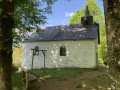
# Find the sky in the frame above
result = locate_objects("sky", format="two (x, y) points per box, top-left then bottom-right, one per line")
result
(41, 0), (104, 27)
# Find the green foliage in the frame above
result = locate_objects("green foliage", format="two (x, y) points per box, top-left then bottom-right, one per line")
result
(68, 0), (107, 62)
(69, 0), (104, 24)
(12, 0), (57, 46)
(14, 0), (57, 28)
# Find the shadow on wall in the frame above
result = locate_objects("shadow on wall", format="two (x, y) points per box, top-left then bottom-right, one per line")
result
(22, 39), (96, 70)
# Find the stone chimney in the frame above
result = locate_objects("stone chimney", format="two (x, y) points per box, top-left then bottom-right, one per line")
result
(81, 4), (93, 26)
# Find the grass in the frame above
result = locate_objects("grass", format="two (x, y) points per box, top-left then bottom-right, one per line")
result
(91, 77), (98, 82)
(12, 67), (111, 89)
(11, 67), (101, 89)
(76, 82), (86, 88)
(76, 82), (83, 88)
(12, 46), (23, 89)
(12, 45), (23, 67)
(12, 71), (22, 89)
(12, 45), (111, 89)
(30, 68), (99, 81)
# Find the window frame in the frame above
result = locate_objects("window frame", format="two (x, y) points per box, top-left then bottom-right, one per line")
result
(60, 45), (66, 56)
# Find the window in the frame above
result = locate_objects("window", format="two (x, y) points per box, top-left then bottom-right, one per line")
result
(60, 45), (66, 56)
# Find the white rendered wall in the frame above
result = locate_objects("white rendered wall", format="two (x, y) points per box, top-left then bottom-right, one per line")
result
(22, 40), (98, 70)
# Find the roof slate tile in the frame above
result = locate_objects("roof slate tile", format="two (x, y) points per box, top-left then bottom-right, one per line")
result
(25, 24), (98, 42)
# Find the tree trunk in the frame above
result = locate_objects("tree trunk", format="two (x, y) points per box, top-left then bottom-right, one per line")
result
(0, 0), (14, 90)
(103, 0), (120, 89)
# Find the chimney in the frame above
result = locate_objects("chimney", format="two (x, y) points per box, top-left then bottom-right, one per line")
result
(81, 4), (93, 26)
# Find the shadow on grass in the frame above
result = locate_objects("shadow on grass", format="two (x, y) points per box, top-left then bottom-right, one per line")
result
(30, 68), (99, 82)
(12, 64), (25, 90)
(12, 67), (103, 89)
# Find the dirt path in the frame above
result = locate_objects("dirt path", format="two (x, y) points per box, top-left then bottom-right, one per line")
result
(37, 69), (110, 90)
(28, 67), (111, 90)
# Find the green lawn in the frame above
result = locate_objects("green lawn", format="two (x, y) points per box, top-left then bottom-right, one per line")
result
(12, 46), (23, 89)
(12, 46), (110, 90)
(12, 68), (111, 89)
(30, 68), (99, 81)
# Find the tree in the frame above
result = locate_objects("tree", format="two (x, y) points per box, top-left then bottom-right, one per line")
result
(0, 0), (14, 90)
(69, 0), (107, 64)
(69, 0), (120, 89)
(13, 0), (57, 46)
(0, 0), (57, 90)
(103, 0), (120, 89)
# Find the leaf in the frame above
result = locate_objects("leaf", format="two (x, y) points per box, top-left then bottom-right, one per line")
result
(69, 0), (107, 61)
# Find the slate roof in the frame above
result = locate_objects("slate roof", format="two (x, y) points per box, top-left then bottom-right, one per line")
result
(24, 24), (99, 42)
